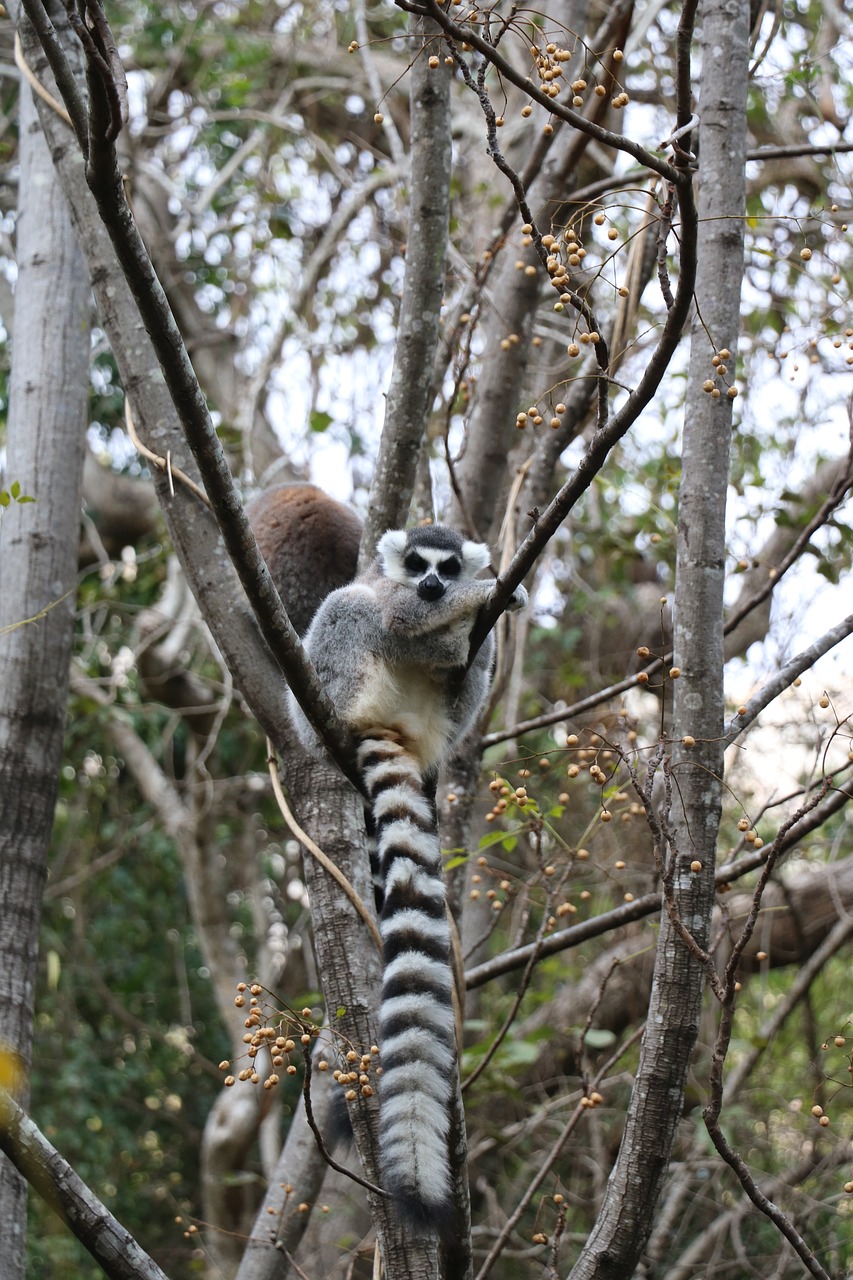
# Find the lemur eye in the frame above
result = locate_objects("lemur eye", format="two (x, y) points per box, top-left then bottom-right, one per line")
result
(438, 558), (461, 577)
(404, 552), (428, 574)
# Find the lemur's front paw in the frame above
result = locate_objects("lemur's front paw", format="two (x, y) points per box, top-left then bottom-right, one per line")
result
(507, 584), (528, 612)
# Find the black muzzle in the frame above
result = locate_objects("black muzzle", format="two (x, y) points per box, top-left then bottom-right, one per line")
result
(418, 574), (446, 601)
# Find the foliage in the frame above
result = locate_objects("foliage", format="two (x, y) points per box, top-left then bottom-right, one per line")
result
(0, 479), (34, 509)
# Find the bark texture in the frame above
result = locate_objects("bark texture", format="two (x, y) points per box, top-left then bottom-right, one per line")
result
(0, 1088), (169, 1280)
(0, 81), (90, 1278)
(360, 14), (452, 561)
(567, 0), (749, 1272)
(8, 2), (303, 761)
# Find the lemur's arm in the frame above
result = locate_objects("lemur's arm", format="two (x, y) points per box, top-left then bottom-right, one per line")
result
(378, 578), (495, 638)
(377, 580), (528, 668)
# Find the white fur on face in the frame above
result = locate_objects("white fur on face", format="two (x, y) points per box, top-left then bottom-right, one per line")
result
(378, 528), (491, 587)
(461, 540), (491, 576)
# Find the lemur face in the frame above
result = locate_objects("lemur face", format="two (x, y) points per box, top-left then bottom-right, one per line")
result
(377, 528), (491, 601)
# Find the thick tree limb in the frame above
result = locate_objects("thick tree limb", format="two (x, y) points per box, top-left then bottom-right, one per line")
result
(18, 0), (360, 788)
(0, 1089), (169, 1280)
(360, 13), (452, 560)
(567, 0), (744, 1265)
(0, 73), (90, 1279)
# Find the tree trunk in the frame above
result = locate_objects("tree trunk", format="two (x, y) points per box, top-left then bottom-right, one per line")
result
(360, 13), (451, 561)
(0, 81), (90, 1278)
(567, 0), (749, 1272)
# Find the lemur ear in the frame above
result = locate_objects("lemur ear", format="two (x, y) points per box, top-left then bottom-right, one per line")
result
(377, 529), (410, 581)
(461, 540), (491, 576)
(377, 529), (407, 562)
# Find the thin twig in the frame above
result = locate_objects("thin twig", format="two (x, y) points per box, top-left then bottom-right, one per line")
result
(722, 784), (832, 994)
(725, 613), (853, 743)
(124, 398), (210, 508)
(461, 858), (555, 1093)
(267, 742), (382, 955)
(394, 0), (685, 184)
(724, 442), (853, 641)
(465, 769), (853, 989)
(722, 912), (853, 1103)
(13, 30), (72, 125)
(448, 42), (608, 372)
(299, 1045), (391, 1200)
(472, 1024), (645, 1280)
(700, 783), (837, 1280)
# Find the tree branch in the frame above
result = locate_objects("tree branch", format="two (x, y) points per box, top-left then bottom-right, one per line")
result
(360, 12), (452, 556)
(20, 0), (361, 788)
(725, 612), (853, 743)
(0, 1089), (169, 1280)
(394, 0), (685, 184)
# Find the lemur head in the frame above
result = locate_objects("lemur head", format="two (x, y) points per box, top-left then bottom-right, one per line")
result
(378, 526), (491, 602)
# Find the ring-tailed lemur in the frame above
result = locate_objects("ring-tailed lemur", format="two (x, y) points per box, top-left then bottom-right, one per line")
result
(246, 483), (362, 636)
(288, 524), (527, 1234)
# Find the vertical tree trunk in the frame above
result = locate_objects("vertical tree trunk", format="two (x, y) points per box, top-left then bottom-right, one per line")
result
(360, 13), (451, 561)
(0, 82), (90, 1277)
(567, 0), (749, 1273)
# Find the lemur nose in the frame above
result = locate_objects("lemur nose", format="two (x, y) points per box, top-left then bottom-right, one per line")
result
(418, 574), (445, 601)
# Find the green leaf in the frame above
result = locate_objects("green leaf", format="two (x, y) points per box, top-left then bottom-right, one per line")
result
(309, 410), (334, 434)
(444, 854), (468, 871)
(0, 490), (8, 507)
(10, 479), (20, 498)
(584, 1028), (617, 1049)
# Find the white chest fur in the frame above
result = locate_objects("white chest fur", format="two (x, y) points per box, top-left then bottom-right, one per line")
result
(347, 654), (454, 772)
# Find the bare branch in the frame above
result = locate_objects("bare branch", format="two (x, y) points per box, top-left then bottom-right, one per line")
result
(393, 0), (685, 184)
(0, 1089), (169, 1280)
(21, 0), (361, 786)
(725, 613), (853, 743)
(360, 13), (452, 557)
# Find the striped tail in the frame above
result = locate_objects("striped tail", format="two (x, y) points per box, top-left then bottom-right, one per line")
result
(357, 736), (458, 1237)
